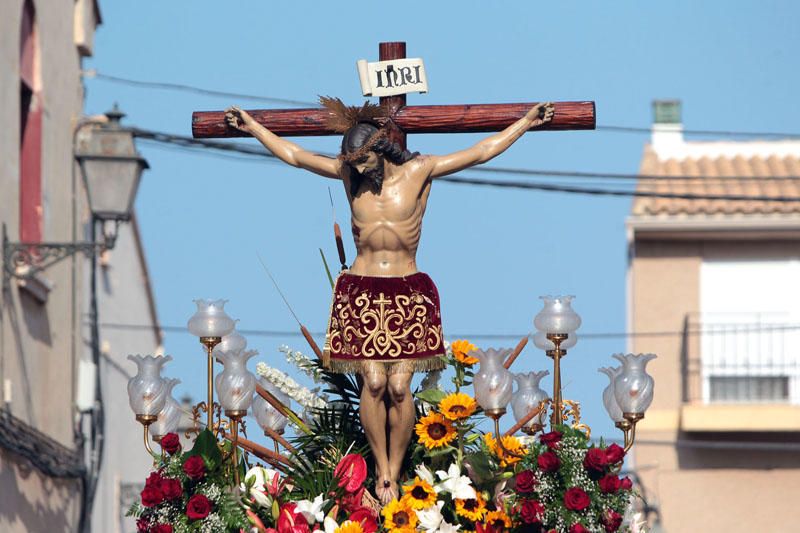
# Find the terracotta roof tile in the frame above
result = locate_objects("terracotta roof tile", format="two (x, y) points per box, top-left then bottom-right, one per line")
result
(632, 143), (800, 216)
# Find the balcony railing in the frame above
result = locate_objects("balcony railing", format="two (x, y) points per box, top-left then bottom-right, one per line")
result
(683, 313), (800, 405)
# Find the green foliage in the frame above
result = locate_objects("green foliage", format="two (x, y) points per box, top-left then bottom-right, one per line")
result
(184, 428), (223, 470)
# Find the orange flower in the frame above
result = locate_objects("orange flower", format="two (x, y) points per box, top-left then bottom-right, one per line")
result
(451, 340), (479, 366)
(485, 432), (526, 467)
(485, 510), (512, 530)
(455, 492), (487, 521)
(415, 412), (457, 449)
(439, 392), (477, 421)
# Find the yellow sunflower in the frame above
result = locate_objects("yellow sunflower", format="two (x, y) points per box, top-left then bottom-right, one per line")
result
(485, 432), (527, 467)
(415, 412), (457, 449)
(382, 498), (418, 532)
(455, 492), (487, 521)
(451, 339), (479, 366)
(401, 476), (438, 510)
(334, 521), (364, 533)
(485, 510), (512, 530)
(439, 392), (477, 421)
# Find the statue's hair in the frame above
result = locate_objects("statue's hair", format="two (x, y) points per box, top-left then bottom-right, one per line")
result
(341, 122), (418, 165)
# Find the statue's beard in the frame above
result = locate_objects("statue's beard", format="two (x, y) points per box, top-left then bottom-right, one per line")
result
(350, 161), (384, 196)
(362, 164), (384, 188)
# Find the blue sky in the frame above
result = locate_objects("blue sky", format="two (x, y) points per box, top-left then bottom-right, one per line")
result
(84, 1), (800, 441)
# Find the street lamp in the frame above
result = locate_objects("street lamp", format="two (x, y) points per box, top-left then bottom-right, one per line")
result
(2, 104), (148, 283)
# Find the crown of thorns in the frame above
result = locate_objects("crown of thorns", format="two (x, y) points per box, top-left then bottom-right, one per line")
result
(319, 96), (389, 164)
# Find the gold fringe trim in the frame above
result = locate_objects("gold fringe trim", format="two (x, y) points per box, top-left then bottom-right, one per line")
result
(325, 355), (446, 376)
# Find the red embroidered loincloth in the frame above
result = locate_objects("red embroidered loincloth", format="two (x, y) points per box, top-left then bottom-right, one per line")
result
(323, 272), (446, 375)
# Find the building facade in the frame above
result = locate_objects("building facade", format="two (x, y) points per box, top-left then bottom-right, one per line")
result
(627, 101), (800, 532)
(0, 1), (161, 532)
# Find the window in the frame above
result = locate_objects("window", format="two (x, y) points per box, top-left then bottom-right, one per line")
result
(20, 0), (42, 243)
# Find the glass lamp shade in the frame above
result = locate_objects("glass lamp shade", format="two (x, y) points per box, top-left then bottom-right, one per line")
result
(472, 348), (514, 412)
(126, 354), (172, 416)
(598, 367), (624, 423)
(612, 353), (657, 415)
(76, 112), (148, 222)
(187, 299), (235, 338)
(532, 330), (577, 351)
(80, 155), (146, 221)
(533, 295), (582, 335)
(511, 371), (550, 427)
(215, 349), (258, 413)
(150, 379), (182, 437)
(253, 378), (290, 433)
(213, 324), (247, 356)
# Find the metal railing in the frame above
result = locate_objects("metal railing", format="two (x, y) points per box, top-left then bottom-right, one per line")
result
(683, 313), (800, 404)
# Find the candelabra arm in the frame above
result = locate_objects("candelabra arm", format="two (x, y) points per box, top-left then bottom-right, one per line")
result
(200, 337), (221, 430)
(490, 412), (526, 460)
(622, 413), (643, 452)
(546, 333), (568, 427)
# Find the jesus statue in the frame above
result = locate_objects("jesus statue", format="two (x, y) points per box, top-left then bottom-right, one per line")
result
(225, 99), (553, 504)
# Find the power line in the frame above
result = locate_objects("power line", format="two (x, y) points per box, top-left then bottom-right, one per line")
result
(83, 70), (314, 107)
(87, 70), (800, 139)
(129, 127), (800, 203)
(97, 321), (800, 341)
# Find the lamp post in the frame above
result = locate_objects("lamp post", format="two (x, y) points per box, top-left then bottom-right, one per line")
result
(2, 104), (148, 284)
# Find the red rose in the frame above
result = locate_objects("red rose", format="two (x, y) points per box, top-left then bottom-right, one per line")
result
(333, 453), (367, 493)
(186, 493), (212, 521)
(520, 499), (545, 524)
(160, 433), (181, 455)
(152, 525), (174, 533)
(563, 487), (591, 511)
(604, 443), (625, 465)
(540, 430), (562, 449)
(570, 524), (589, 533)
(602, 509), (623, 532)
(350, 508), (378, 533)
(140, 485), (164, 507)
(277, 503), (310, 533)
(183, 455), (206, 480)
(598, 474), (621, 494)
(136, 517), (150, 532)
(159, 477), (183, 500)
(583, 447), (608, 473)
(515, 469), (536, 494)
(620, 476), (633, 490)
(145, 471), (164, 489)
(537, 451), (561, 473)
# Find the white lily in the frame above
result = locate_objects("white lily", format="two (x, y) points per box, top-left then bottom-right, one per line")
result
(240, 466), (279, 508)
(296, 494), (328, 524)
(435, 463), (476, 500)
(416, 501), (444, 533)
(323, 517), (339, 533)
(415, 463), (439, 490)
(438, 521), (462, 533)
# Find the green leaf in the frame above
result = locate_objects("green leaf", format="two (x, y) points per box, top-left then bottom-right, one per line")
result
(464, 451), (492, 483)
(185, 428), (223, 470)
(415, 388), (447, 405)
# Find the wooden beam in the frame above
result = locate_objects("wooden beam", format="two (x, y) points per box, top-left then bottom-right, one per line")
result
(191, 101), (596, 139)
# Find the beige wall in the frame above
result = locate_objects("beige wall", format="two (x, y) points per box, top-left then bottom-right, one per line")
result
(0, 2), (86, 529)
(1, 2), (156, 532)
(629, 232), (800, 532)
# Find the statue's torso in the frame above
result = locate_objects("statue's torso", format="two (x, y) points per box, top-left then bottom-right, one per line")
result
(345, 158), (432, 277)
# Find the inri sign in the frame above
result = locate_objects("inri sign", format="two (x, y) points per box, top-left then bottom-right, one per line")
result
(357, 58), (428, 98)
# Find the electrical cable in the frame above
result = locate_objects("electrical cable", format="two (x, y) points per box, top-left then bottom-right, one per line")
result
(96, 321), (800, 341)
(129, 127), (800, 203)
(85, 70), (800, 139)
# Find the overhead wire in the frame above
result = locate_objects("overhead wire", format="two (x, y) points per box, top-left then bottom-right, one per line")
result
(86, 70), (800, 139)
(130, 127), (800, 203)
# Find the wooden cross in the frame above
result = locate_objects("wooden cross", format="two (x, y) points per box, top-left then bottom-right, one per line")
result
(192, 42), (595, 148)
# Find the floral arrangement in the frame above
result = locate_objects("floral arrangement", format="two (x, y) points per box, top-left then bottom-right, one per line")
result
(129, 339), (643, 533)
(128, 430), (249, 533)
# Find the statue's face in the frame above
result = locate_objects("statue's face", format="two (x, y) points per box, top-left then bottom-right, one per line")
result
(353, 151), (380, 175)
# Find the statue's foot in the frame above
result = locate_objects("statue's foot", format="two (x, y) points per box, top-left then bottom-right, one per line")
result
(376, 478), (398, 506)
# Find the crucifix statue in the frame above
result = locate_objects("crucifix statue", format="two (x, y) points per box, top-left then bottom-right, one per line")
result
(192, 42), (595, 504)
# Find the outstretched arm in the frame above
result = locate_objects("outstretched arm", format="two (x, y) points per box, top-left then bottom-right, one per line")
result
(225, 107), (341, 179)
(426, 102), (554, 179)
